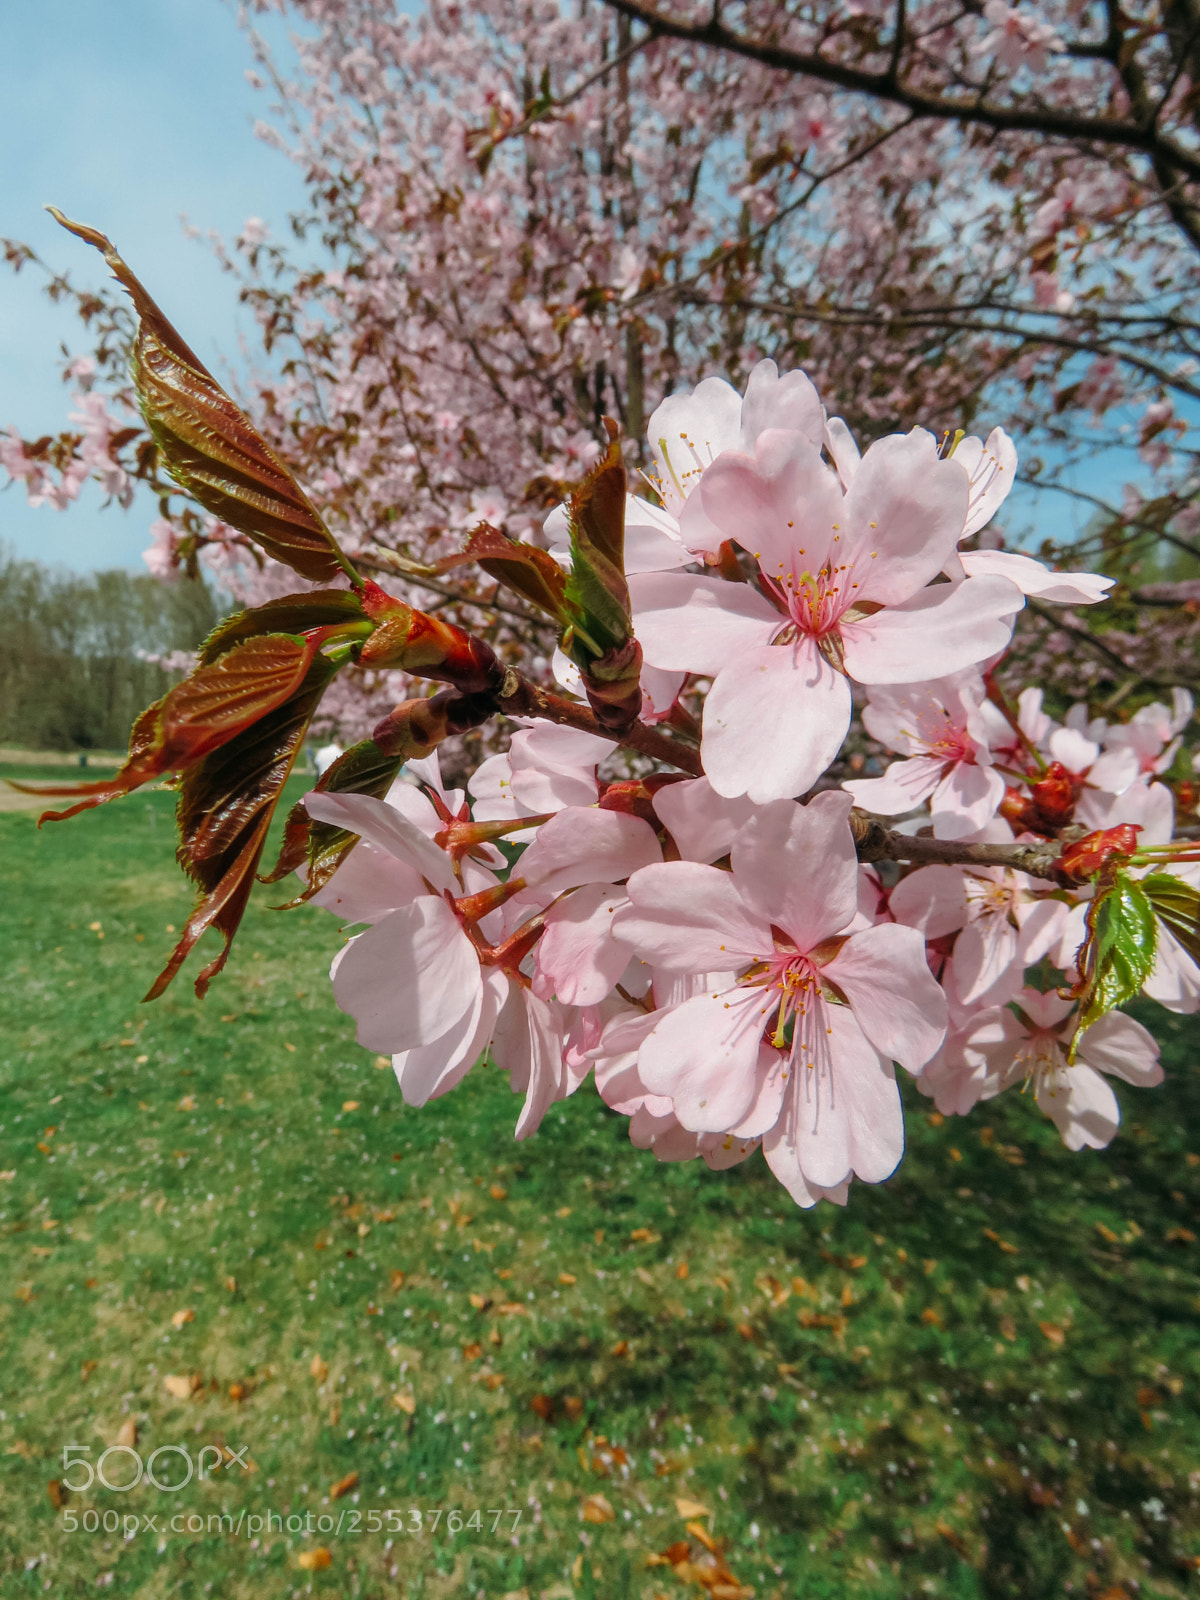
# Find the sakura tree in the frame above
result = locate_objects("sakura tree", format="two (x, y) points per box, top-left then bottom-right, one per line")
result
(5, 0), (1199, 710)
(12, 212), (1200, 1211)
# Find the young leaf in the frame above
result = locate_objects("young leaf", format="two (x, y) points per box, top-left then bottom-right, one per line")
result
(16, 632), (336, 824)
(146, 651), (340, 999)
(262, 740), (411, 899)
(559, 422), (644, 732)
(435, 524), (570, 622)
(48, 209), (358, 587)
(199, 591), (367, 665)
(1141, 872), (1200, 964)
(1069, 869), (1157, 1051)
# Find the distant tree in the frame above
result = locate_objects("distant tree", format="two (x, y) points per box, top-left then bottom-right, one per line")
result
(0, 547), (218, 750)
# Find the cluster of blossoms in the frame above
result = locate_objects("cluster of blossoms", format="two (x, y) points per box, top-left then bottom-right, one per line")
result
(300, 362), (1196, 1209)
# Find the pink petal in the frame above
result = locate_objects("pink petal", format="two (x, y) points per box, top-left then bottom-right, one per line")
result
(841, 431), (969, 605)
(738, 359), (825, 450)
(727, 1047), (787, 1138)
(629, 571), (778, 674)
(702, 640), (853, 802)
(696, 428), (844, 580)
(305, 791), (457, 894)
(492, 987), (567, 1140)
(535, 885), (631, 1006)
(960, 549), (1112, 605)
(824, 921), (948, 1072)
(823, 416), (861, 489)
(841, 575), (1024, 685)
(791, 1005), (903, 1185)
(700, 1132), (762, 1171)
(1143, 923), (1200, 1013)
(1036, 1064), (1120, 1151)
(843, 755), (942, 816)
(391, 968), (507, 1107)
(516, 808), (662, 898)
(1075, 1011), (1163, 1086)
(332, 897), (479, 1053)
(652, 777), (758, 863)
(639, 986), (775, 1132)
(309, 841), (425, 924)
(623, 495), (692, 573)
(888, 865), (970, 938)
(929, 762), (1006, 839)
(762, 1122), (825, 1207)
(615, 861), (771, 971)
(952, 916), (1020, 1005)
(730, 790), (859, 950)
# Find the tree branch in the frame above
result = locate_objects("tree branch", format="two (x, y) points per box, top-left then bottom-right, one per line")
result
(495, 668), (705, 773)
(603, 0), (1200, 183)
(849, 812), (1071, 881)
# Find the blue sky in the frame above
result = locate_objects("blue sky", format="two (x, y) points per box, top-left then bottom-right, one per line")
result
(0, 0), (308, 572)
(0, 0), (1159, 573)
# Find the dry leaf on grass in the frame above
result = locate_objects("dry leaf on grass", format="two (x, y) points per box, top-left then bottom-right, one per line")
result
(675, 1497), (713, 1519)
(581, 1493), (614, 1523)
(116, 1419), (137, 1448)
(330, 1471), (358, 1500)
(297, 1547), (331, 1570)
(1039, 1321), (1066, 1345)
(310, 1355), (329, 1381)
(163, 1374), (200, 1400)
(391, 1391), (415, 1414)
(47, 1480), (64, 1508)
(171, 1308), (194, 1329)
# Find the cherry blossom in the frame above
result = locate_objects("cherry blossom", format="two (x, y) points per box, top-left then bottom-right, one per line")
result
(632, 427), (1024, 800)
(843, 672), (1006, 839)
(611, 793), (947, 1200)
(961, 989), (1161, 1150)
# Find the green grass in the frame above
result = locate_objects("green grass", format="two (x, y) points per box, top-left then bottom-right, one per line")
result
(2, 778), (1199, 1598)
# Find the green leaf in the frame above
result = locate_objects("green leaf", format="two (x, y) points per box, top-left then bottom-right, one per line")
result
(1141, 872), (1200, 964)
(1069, 870), (1157, 1053)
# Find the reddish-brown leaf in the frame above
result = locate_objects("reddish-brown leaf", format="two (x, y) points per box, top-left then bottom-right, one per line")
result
(145, 648), (339, 998)
(50, 210), (357, 586)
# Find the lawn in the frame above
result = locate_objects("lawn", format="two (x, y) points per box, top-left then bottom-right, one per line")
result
(1, 768), (1199, 1599)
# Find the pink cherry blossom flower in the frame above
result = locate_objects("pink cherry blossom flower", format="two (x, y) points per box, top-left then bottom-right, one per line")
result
(843, 672), (1006, 839)
(143, 518), (183, 581)
(890, 860), (1067, 1006)
(1102, 690), (1193, 777)
(304, 791), (571, 1137)
(469, 721), (615, 836)
(612, 793), (947, 1200)
(631, 428), (1023, 801)
(962, 989), (1161, 1150)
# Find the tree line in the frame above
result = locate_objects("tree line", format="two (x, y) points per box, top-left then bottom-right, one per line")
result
(0, 543), (217, 752)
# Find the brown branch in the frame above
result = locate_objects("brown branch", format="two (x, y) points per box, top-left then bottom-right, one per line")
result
(850, 811), (1070, 881)
(603, 0), (1200, 183)
(495, 668), (705, 774)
